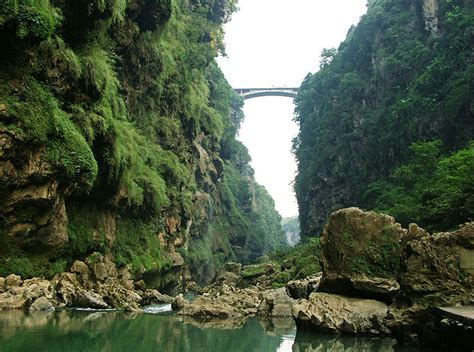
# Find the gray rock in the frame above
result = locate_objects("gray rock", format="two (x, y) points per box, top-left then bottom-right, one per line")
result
(292, 292), (390, 335)
(286, 274), (322, 299)
(141, 289), (174, 305)
(29, 296), (54, 311)
(74, 290), (108, 309)
(258, 287), (294, 317)
(351, 276), (400, 296)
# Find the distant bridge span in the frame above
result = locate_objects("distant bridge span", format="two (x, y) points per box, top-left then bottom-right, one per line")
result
(234, 87), (299, 100)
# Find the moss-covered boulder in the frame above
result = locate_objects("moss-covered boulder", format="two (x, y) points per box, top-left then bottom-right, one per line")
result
(319, 208), (404, 301)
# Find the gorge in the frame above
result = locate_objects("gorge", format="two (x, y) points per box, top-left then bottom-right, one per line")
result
(1, 0), (473, 351)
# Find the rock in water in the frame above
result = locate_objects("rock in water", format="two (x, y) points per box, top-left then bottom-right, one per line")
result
(74, 290), (108, 309)
(258, 288), (294, 318)
(319, 208), (403, 301)
(292, 292), (390, 335)
(29, 297), (54, 311)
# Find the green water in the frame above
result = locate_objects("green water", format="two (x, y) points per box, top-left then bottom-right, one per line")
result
(0, 308), (401, 352)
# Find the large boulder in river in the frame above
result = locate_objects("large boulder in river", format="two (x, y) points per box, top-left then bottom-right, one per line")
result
(292, 292), (390, 335)
(319, 208), (404, 301)
(399, 222), (474, 307)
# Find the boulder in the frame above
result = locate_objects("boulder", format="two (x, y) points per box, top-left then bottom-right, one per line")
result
(71, 260), (90, 282)
(0, 292), (27, 310)
(55, 272), (81, 306)
(74, 290), (108, 309)
(177, 297), (240, 318)
(286, 274), (322, 299)
(400, 222), (474, 307)
(95, 283), (142, 310)
(0, 277), (5, 293)
(86, 253), (117, 282)
(174, 285), (262, 318)
(29, 297), (54, 311)
(118, 265), (134, 290)
(5, 274), (22, 289)
(292, 292), (390, 335)
(319, 208), (404, 301)
(141, 289), (174, 305)
(258, 287), (294, 317)
(351, 276), (400, 296)
(171, 294), (187, 311)
(22, 278), (55, 304)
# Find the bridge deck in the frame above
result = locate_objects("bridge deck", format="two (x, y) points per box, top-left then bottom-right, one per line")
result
(234, 87), (299, 100)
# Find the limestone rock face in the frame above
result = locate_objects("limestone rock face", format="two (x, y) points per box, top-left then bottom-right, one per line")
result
(422, 0), (439, 35)
(0, 131), (68, 254)
(319, 208), (404, 300)
(292, 292), (390, 335)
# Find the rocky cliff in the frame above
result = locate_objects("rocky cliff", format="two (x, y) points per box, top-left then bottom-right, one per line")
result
(294, 0), (474, 237)
(0, 0), (285, 291)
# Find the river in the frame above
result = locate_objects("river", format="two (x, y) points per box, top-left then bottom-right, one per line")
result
(0, 305), (403, 351)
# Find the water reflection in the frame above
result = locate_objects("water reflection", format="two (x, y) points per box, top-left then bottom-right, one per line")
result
(292, 330), (399, 352)
(0, 310), (401, 352)
(0, 310), (285, 352)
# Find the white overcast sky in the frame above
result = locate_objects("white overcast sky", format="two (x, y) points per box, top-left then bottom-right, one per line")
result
(217, 0), (368, 218)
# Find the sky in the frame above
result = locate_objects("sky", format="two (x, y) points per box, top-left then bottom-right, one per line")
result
(217, 0), (368, 218)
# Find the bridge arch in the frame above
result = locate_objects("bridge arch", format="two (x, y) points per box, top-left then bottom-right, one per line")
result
(234, 87), (298, 100)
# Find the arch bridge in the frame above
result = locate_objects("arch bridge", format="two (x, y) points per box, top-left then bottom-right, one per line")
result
(234, 87), (299, 100)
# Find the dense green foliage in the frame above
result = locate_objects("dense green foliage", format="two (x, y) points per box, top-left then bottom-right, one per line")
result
(366, 140), (474, 232)
(0, 0), (285, 283)
(294, 0), (474, 237)
(270, 238), (321, 285)
(187, 141), (286, 283)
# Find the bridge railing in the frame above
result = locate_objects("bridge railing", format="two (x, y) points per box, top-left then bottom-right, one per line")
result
(234, 88), (299, 100)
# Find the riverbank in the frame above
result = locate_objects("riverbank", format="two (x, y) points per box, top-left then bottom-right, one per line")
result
(1, 208), (472, 350)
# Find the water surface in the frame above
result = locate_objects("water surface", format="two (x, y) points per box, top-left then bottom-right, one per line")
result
(0, 308), (401, 351)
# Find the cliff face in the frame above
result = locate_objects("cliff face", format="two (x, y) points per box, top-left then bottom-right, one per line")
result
(294, 0), (474, 237)
(0, 0), (285, 289)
